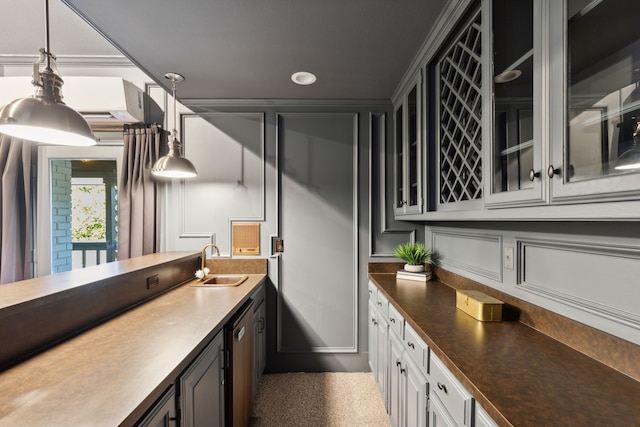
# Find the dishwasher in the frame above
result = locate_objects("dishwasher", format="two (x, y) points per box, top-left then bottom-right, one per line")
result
(226, 299), (254, 427)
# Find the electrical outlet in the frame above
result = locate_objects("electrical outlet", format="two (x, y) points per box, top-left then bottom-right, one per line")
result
(504, 247), (514, 270)
(146, 274), (159, 289)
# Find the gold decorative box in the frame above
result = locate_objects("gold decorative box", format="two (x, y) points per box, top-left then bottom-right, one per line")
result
(455, 290), (504, 321)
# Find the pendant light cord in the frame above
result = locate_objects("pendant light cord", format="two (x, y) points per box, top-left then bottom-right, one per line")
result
(172, 76), (177, 137)
(44, 0), (51, 69)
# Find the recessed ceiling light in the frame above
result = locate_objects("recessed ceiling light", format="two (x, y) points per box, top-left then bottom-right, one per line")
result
(291, 71), (317, 86)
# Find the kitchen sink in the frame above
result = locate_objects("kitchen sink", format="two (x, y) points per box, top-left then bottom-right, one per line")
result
(192, 275), (248, 287)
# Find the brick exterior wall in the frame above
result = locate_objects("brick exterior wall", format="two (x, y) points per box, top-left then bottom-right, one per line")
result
(50, 160), (72, 273)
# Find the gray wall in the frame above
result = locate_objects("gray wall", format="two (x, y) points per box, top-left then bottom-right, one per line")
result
(161, 102), (403, 372)
(426, 221), (640, 346)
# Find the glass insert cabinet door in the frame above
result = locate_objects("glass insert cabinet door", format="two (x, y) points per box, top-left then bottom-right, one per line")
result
(394, 76), (423, 215)
(550, 0), (640, 202)
(485, 0), (545, 206)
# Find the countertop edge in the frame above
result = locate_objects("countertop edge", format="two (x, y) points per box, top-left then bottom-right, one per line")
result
(0, 273), (267, 427)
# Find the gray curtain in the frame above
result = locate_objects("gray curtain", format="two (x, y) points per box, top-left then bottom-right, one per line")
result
(0, 134), (34, 284)
(117, 123), (166, 260)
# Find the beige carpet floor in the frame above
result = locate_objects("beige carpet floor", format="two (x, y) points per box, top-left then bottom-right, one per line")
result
(251, 372), (391, 427)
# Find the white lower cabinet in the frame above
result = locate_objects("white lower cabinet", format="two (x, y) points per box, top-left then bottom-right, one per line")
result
(369, 300), (389, 403)
(429, 393), (457, 427)
(388, 329), (428, 427)
(389, 331), (403, 427)
(368, 282), (488, 427)
(474, 403), (499, 427)
(429, 353), (472, 427)
(404, 352), (428, 427)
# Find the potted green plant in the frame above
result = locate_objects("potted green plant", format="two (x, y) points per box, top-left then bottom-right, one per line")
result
(393, 242), (432, 272)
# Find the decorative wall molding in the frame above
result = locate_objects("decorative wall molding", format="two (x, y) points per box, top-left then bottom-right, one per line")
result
(517, 237), (640, 330)
(429, 227), (503, 282)
(368, 112), (417, 257)
(176, 112), (266, 249)
(184, 98), (391, 109)
(276, 112), (359, 354)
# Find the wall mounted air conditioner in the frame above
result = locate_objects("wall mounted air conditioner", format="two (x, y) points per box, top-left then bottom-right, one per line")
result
(0, 76), (145, 124)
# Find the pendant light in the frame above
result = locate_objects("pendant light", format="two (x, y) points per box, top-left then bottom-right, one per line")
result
(0, 0), (95, 146)
(151, 73), (198, 178)
(615, 119), (640, 171)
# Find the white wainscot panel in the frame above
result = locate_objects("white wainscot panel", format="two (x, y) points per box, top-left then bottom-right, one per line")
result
(431, 229), (502, 281)
(519, 240), (640, 328)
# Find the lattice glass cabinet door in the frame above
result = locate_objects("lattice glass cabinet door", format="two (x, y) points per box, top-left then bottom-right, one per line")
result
(436, 6), (483, 211)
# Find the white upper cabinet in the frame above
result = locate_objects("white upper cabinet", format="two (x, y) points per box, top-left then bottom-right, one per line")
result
(399, 0), (640, 219)
(484, 0), (546, 207)
(394, 72), (424, 217)
(484, 0), (640, 212)
(548, 0), (640, 204)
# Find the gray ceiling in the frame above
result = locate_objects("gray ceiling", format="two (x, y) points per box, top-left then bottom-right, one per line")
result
(0, 1), (124, 60)
(4, 0), (447, 102)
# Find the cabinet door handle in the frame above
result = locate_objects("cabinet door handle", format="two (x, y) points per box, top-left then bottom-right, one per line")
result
(437, 382), (448, 394)
(407, 342), (415, 349)
(378, 302), (382, 306)
(529, 169), (540, 181)
(396, 360), (402, 367)
(547, 165), (561, 178)
(400, 367), (406, 374)
(390, 317), (396, 323)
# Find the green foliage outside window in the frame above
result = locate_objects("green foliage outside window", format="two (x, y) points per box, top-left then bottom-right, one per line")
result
(71, 185), (106, 241)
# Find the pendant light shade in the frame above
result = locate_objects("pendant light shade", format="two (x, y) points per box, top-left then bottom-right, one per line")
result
(615, 120), (640, 171)
(614, 146), (640, 171)
(151, 136), (198, 178)
(0, 0), (95, 146)
(151, 73), (197, 179)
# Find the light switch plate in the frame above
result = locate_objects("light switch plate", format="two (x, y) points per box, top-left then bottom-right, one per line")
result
(504, 247), (514, 270)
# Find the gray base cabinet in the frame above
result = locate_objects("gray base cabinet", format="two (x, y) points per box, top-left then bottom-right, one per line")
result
(136, 386), (177, 427)
(180, 331), (226, 427)
(252, 284), (267, 397)
(136, 330), (225, 427)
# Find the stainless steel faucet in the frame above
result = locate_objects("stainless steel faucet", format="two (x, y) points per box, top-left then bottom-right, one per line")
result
(200, 243), (220, 277)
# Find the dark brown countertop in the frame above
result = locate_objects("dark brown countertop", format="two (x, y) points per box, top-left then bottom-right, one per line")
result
(369, 273), (640, 427)
(0, 273), (266, 426)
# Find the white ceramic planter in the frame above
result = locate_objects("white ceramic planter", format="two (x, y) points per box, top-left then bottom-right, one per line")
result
(404, 263), (425, 273)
